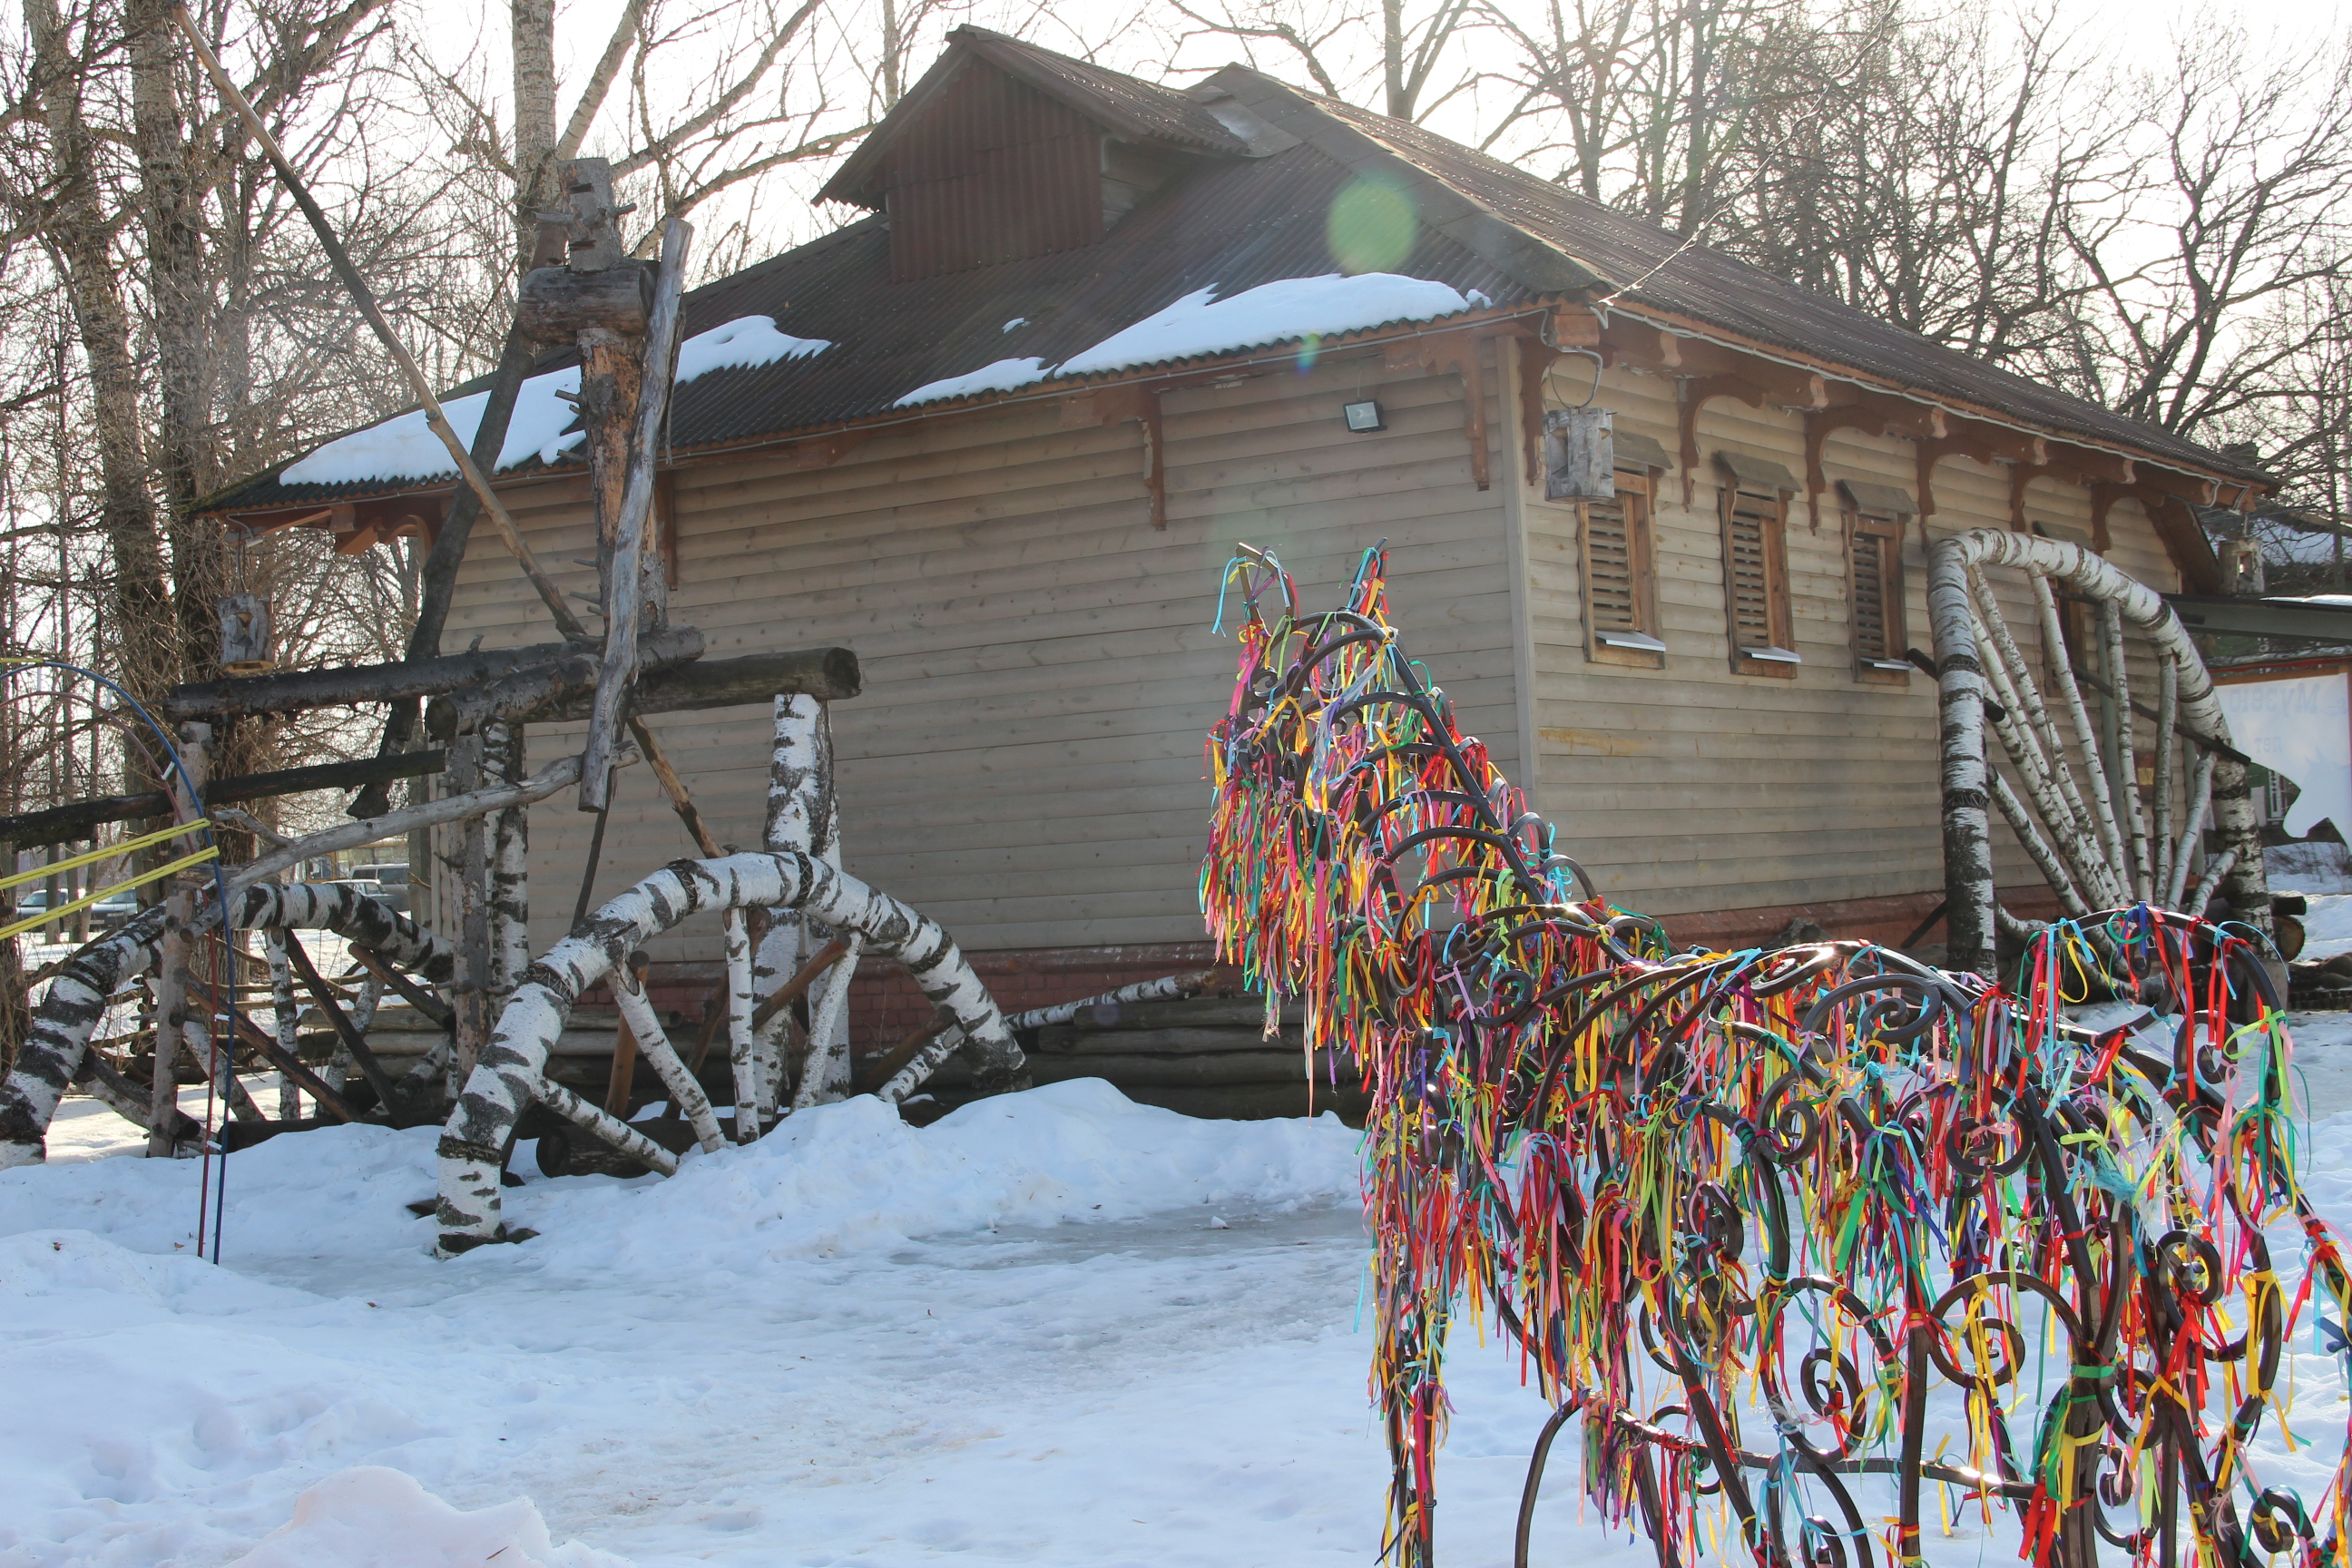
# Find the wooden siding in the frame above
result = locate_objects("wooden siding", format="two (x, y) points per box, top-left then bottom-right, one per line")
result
(440, 346), (1521, 961)
(1505, 340), (2187, 922)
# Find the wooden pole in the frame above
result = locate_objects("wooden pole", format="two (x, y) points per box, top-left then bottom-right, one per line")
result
(448, 733), (492, 1090)
(145, 721), (208, 1155)
(171, 628), (708, 722)
(582, 220), (691, 812)
(147, 892), (191, 1156)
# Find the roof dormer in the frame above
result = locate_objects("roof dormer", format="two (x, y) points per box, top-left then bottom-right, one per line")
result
(818, 27), (1250, 282)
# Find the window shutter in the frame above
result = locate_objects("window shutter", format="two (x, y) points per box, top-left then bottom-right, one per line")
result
(1581, 474), (1661, 663)
(1586, 495), (1637, 632)
(1846, 514), (1907, 680)
(1718, 480), (1795, 674)
(1850, 529), (1890, 660)
(1725, 491), (1778, 647)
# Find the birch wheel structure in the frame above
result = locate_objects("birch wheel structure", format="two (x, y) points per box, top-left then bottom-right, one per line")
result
(0, 884), (454, 1167)
(433, 850), (1025, 1255)
(1927, 529), (2269, 975)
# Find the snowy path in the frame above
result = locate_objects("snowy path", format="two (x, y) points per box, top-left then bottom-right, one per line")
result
(6, 1065), (2352, 1566)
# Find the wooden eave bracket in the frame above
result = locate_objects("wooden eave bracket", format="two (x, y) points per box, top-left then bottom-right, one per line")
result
(1387, 327), (1519, 491)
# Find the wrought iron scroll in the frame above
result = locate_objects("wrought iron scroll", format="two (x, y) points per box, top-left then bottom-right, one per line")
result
(1200, 545), (2351, 1568)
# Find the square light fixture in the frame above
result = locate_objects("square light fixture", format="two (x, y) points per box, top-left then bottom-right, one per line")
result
(1343, 399), (1385, 433)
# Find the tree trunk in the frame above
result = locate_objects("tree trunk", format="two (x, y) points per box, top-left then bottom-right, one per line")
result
(25, 0), (173, 714)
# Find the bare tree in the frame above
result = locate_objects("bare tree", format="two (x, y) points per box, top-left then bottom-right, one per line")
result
(1169, 0), (1477, 122)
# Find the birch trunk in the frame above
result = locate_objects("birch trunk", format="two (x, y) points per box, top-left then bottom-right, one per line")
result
(146, 895), (192, 1156)
(2102, 600), (2154, 900)
(436, 852), (1023, 1253)
(1927, 549), (1996, 975)
(266, 927), (300, 1118)
(532, 1073), (678, 1175)
(1004, 972), (1220, 1030)
(723, 907), (760, 1139)
(1964, 569), (2102, 856)
(486, 723), (530, 1000)
(611, 967), (728, 1152)
(449, 735), (492, 1088)
(759, 694), (836, 1110)
(2165, 750), (2219, 910)
(792, 931), (864, 1111)
(2153, 659), (2179, 901)
(1930, 530), (2268, 940)
(0, 885), (450, 1165)
(0, 905), (166, 1167)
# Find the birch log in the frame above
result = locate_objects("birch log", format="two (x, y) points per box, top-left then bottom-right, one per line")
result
(609, 967), (727, 1152)
(265, 929), (301, 1119)
(1928, 530), (2266, 946)
(1927, 549), (1997, 975)
(1004, 972), (1220, 1030)
(486, 724), (531, 1001)
(792, 931), (864, 1111)
(0, 885), (451, 1165)
(148, 895), (195, 1156)
(723, 908), (760, 1139)
(229, 747), (611, 894)
(757, 694), (835, 1111)
(435, 852), (1023, 1253)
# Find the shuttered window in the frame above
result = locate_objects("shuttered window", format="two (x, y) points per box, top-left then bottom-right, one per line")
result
(1847, 513), (1909, 683)
(1719, 484), (1796, 676)
(1582, 471), (1663, 667)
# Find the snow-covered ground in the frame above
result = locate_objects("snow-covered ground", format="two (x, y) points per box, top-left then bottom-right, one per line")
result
(0, 1082), (1622, 1567)
(6, 1066), (2352, 1566)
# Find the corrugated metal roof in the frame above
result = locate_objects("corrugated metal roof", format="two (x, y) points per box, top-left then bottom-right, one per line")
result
(208, 34), (2265, 518)
(1252, 81), (2263, 485)
(210, 142), (1522, 514)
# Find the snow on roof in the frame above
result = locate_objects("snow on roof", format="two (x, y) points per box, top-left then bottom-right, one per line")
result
(280, 316), (830, 488)
(892, 272), (1476, 410)
(892, 356), (1049, 407)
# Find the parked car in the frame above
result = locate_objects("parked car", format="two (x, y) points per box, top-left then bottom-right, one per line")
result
(349, 863), (408, 888)
(332, 876), (408, 914)
(91, 889), (142, 929)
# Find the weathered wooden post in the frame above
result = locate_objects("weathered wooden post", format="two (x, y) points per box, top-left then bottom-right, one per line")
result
(145, 722), (209, 1155)
(446, 732), (492, 1088)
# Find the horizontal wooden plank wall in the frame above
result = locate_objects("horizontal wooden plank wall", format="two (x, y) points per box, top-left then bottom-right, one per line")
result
(440, 345), (1522, 961)
(1511, 339), (2187, 925)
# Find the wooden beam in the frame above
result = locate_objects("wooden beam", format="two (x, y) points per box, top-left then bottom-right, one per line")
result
(0, 750), (450, 848)
(281, 933), (403, 1110)
(426, 646), (860, 737)
(166, 634), (701, 720)
(435, 627), (705, 738)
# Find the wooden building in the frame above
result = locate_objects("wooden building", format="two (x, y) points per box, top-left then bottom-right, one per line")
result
(205, 28), (2267, 1040)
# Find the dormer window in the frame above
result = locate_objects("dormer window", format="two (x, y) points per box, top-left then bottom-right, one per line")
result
(818, 25), (1250, 283)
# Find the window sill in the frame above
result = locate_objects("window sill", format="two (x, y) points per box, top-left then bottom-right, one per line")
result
(1856, 658), (1912, 687)
(1588, 635), (1666, 669)
(1730, 648), (1798, 678)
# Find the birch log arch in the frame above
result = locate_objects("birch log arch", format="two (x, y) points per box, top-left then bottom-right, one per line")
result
(433, 850), (1025, 1256)
(1926, 528), (2269, 975)
(0, 883), (455, 1166)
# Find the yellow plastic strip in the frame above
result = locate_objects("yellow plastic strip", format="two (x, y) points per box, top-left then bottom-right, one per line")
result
(0, 818), (212, 897)
(0, 846), (220, 942)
